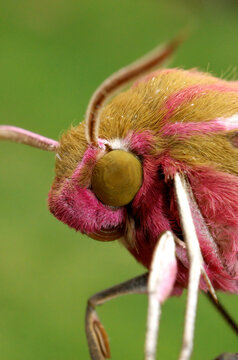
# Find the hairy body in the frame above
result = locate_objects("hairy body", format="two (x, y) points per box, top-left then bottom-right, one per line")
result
(50, 69), (238, 294)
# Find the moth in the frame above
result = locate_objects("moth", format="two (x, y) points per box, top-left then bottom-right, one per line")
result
(0, 37), (238, 360)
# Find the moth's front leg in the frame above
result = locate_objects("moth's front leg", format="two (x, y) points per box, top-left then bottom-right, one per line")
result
(145, 230), (177, 360)
(214, 354), (238, 360)
(85, 273), (148, 360)
(85, 231), (178, 360)
(174, 172), (217, 360)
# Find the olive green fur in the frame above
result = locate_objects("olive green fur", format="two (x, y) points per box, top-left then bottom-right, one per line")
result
(55, 70), (238, 180)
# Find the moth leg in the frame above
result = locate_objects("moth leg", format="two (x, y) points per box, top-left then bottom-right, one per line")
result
(174, 172), (209, 360)
(213, 353), (238, 360)
(145, 230), (177, 360)
(85, 273), (148, 360)
(206, 292), (238, 335)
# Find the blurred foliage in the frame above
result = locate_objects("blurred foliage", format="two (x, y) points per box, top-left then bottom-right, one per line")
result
(0, 0), (237, 359)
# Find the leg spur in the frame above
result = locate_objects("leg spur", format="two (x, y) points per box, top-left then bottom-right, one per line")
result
(85, 273), (148, 360)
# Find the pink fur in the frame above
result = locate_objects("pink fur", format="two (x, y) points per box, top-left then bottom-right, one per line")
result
(172, 166), (238, 292)
(71, 146), (102, 187)
(161, 120), (227, 137)
(49, 178), (126, 234)
(188, 168), (238, 277)
(163, 84), (238, 122)
(128, 154), (238, 293)
(49, 146), (126, 234)
(128, 155), (177, 267)
(126, 131), (154, 155)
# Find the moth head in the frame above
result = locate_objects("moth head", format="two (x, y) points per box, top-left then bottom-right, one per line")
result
(0, 37), (180, 241)
(48, 128), (144, 242)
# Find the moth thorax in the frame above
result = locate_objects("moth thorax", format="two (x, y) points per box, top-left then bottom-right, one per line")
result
(91, 150), (142, 207)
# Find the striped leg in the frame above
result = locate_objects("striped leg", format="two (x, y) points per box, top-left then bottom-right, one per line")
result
(85, 274), (148, 360)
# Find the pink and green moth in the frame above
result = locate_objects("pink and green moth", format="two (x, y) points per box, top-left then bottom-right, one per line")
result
(0, 37), (238, 360)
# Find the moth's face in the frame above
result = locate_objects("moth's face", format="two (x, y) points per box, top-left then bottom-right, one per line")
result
(48, 134), (146, 241)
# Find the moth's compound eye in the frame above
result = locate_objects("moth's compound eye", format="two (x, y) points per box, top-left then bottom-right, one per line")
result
(91, 150), (142, 207)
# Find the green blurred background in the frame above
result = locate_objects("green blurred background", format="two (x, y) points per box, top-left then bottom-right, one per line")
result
(0, 0), (237, 359)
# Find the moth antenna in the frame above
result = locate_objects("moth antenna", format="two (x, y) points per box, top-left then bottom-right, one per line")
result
(0, 125), (59, 151)
(85, 34), (184, 146)
(201, 268), (217, 303)
(206, 292), (238, 336)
